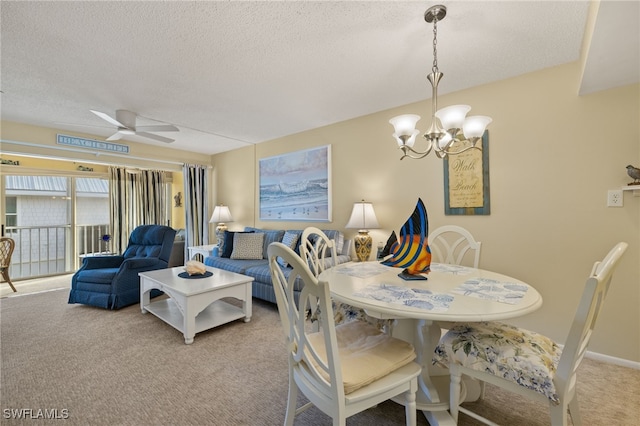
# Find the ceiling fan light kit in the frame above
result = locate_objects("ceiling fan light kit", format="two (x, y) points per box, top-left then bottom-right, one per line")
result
(90, 109), (179, 143)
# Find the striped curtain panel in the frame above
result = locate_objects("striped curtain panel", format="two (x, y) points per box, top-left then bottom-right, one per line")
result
(108, 167), (168, 254)
(182, 164), (209, 260)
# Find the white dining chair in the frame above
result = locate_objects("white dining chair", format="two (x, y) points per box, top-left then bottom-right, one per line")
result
(300, 226), (338, 277)
(429, 225), (484, 395)
(268, 242), (421, 426)
(429, 225), (482, 268)
(433, 242), (628, 425)
(300, 227), (386, 330)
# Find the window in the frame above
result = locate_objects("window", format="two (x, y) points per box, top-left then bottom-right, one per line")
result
(5, 196), (17, 226)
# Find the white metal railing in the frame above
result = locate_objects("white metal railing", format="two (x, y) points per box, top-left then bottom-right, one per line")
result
(76, 224), (112, 256)
(5, 224), (110, 280)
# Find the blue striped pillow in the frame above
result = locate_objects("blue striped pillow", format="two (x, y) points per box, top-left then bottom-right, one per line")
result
(277, 231), (301, 267)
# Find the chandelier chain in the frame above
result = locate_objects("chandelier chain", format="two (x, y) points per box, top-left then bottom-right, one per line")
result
(432, 16), (439, 74)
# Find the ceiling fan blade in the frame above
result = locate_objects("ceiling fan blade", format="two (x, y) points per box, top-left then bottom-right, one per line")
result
(135, 124), (179, 132)
(135, 132), (174, 143)
(90, 110), (126, 128)
(106, 132), (123, 141)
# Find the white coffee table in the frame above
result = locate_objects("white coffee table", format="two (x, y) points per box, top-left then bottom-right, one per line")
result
(139, 266), (253, 344)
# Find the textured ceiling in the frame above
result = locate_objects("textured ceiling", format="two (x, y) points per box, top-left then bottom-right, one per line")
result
(1, 1), (638, 156)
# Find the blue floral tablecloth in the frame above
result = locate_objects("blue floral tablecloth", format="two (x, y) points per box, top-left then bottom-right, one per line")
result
(451, 277), (529, 304)
(354, 284), (453, 312)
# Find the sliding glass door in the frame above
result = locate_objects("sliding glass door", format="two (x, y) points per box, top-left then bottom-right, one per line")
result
(3, 175), (72, 278)
(1, 174), (108, 280)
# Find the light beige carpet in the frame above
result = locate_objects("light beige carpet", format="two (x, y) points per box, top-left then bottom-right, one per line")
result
(0, 274), (73, 299)
(1, 289), (639, 425)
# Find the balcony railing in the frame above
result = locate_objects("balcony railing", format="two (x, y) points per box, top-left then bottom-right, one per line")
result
(76, 224), (112, 256)
(5, 224), (110, 280)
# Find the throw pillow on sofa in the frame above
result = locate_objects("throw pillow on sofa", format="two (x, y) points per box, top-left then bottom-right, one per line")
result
(244, 227), (286, 259)
(231, 232), (265, 260)
(221, 231), (254, 258)
(277, 231), (301, 268)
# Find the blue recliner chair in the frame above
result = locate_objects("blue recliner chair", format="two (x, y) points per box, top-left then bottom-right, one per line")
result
(69, 225), (176, 310)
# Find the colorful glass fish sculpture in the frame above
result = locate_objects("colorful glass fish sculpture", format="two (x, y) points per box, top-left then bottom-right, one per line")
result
(381, 198), (432, 275)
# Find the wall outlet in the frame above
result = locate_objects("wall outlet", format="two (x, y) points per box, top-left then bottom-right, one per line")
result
(607, 189), (623, 207)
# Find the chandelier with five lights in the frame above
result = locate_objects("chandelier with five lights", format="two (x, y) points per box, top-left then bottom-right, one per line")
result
(389, 4), (492, 160)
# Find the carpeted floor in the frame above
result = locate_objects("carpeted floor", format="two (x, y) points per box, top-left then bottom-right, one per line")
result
(0, 274), (73, 299)
(1, 288), (639, 425)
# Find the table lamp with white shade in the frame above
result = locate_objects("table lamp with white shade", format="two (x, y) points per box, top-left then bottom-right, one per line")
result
(210, 205), (233, 253)
(345, 200), (380, 262)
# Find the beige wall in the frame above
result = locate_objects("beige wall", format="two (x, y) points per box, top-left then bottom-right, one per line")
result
(213, 61), (640, 363)
(211, 145), (256, 229)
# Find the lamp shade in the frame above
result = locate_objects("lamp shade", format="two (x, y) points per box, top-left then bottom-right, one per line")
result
(389, 114), (421, 147)
(462, 116), (493, 139)
(209, 205), (233, 223)
(435, 105), (470, 131)
(345, 201), (380, 231)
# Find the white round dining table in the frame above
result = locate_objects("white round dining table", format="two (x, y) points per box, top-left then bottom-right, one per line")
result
(319, 261), (542, 426)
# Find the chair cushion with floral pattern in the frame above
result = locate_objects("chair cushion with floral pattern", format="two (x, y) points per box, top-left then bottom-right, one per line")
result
(432, 321), (562, 403)
(332, 300), (388, 331)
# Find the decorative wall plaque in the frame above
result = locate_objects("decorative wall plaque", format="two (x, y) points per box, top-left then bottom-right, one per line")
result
(443, 132), (490, 215)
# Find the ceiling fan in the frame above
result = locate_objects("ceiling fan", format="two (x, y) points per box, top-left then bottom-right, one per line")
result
(90, 109), (179, 143)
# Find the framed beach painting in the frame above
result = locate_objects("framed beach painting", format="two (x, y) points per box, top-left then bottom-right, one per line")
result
(259, 145), (332, 221)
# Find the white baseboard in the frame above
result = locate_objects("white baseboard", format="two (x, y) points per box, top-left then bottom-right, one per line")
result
(585, 350), (640, 370)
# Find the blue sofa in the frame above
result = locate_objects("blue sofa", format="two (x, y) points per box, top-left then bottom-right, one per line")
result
(204, 227), (351, 304)
(68, 225), (176, 309)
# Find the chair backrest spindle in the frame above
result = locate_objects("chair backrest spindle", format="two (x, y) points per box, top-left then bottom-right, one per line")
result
(555, 242), (628, 392)
(300, 226), (337, 277)
(429, 225), (481, 268)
